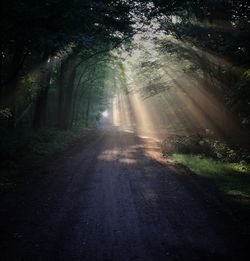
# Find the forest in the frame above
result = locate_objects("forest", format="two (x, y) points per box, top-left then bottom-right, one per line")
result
(0, 1), (250, 260)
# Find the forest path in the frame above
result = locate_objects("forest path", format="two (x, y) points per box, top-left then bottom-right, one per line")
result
(0, 124), (249, 260)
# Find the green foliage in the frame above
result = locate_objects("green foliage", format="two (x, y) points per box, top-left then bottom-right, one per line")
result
(152, 0), (250, 126)
(0, 108), (12, 119)
(161, 130), (250, 163)
(0, 0), (136, 130)
(161, 21), (250, 65)
(173, 154), (250, 199)
(1, 0), (134, 54)
(226, 69), (250, 125)
(1, 1), (250, 192)
(0, 127), (88, 191)
(0, 128), (84, 165)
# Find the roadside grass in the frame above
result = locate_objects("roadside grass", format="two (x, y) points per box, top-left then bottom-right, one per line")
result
(172, 153), (250, 199)
(0, 127), (87, 192)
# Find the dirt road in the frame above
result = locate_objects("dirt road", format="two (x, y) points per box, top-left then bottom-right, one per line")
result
(0, 125), (249, 260)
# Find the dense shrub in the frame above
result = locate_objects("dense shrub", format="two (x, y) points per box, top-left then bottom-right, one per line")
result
(161, 130), (250, 163)
(226, 69), (250, 125)
(0, 127), (87, 191)
(0, 127), (85, 168)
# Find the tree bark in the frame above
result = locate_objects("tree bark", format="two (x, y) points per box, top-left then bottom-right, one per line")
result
(0, 46), (27, 107)
(61, 67), (77, 129)
(85, 93), (92, 127)
(57, 59), (67, 128)
(33, 57), (53, 128)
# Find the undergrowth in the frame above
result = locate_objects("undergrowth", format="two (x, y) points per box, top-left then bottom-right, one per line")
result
(161, 130), (250, 199)
(161, 129), (250, 163)
(173, 154), (250, 199)
(0, 127), (87, 192)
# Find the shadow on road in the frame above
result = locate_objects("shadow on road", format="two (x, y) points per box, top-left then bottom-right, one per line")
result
(0, 123), (249, 261)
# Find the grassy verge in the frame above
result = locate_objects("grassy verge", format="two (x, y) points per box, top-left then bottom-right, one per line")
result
(172, 153), (250, 199)
(0, 128), (87, 192)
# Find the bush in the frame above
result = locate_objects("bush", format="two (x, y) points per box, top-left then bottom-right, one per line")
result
(226, 69), (250, 126)
(0, 127), (86, 168)
(0, 127), (87, 191)
(161, 135), (211, 155)
(161, 130), (250, 163)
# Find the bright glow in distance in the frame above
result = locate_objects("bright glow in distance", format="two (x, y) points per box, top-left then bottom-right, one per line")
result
(102, 110), (109, 117)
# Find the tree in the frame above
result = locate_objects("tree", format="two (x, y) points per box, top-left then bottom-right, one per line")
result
(0, 0), (136, 129)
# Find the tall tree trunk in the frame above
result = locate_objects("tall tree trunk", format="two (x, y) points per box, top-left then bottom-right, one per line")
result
(8, 93), (17, 128)
(33, 56), (53, 128)
(57, 57), (70, 129)
(61, 67), (77, 129)
(0, 45), (3, 103)
(0, 46), (27, 107)
(71, 89), (79, 127)
(85, 94), (92, 127)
